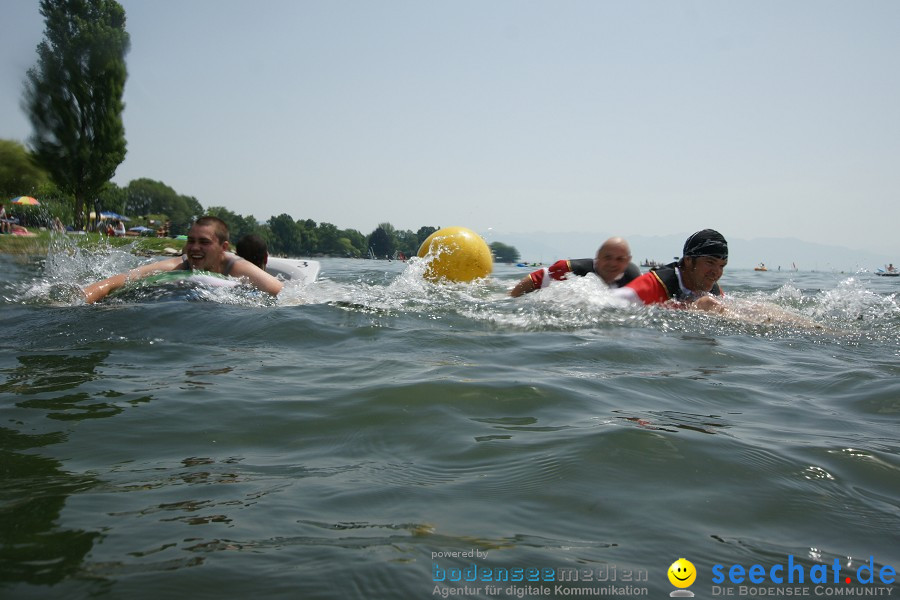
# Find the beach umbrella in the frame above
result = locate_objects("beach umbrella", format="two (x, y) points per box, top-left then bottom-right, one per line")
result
(99, 210), (130, 221)
(128, 226), (153, 233)
(10, 196), (40, 205)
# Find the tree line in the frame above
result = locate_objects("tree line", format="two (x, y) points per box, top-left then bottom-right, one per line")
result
(1, 139), (521, 261)
(3, 0), (520, 263)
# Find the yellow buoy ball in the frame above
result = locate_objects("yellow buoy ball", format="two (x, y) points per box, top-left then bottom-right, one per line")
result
(417, 226), (493, 283)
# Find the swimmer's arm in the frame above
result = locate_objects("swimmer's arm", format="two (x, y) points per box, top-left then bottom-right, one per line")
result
(82, 257), (183, 304)
(610, 287), (641, 304)
(230, 260), (284, 296)
(509, 276), (536, 297)
(689, 295), (726, 313)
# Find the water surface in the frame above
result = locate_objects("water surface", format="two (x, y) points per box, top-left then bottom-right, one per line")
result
(2, 243), (898, 599)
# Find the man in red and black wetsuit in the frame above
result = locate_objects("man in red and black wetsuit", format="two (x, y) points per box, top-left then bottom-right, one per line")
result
(509, 237), (641, 297)
(613, 229), (727, 311)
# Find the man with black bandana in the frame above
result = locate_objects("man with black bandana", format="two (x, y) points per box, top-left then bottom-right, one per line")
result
(613, 229), (728, 309)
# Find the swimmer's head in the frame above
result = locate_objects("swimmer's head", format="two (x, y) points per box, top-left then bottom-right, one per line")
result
(682, 229), (728, 261)
(236, 234), (269, 269)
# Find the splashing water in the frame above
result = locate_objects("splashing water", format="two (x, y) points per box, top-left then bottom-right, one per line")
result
(6, 241), (900, 347)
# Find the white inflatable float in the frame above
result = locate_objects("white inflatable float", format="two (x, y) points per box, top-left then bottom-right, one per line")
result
(265, 256), (320, 284)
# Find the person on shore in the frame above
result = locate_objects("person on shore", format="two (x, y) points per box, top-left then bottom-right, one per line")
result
(613, 229), (728, 311)
(0, 204), (10, 234)
(114, 220), (126, 237)
(236, 234), (269, 270)
(509, 237), (641, 297)
(156, 220), (171, 238)
(82, 216), (283, 304)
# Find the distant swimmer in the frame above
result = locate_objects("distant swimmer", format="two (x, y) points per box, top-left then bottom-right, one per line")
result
(509, 237), (641, 297)
(613, 229), (728, 312)
(236, 233), (269, 270)
(82, 216), (283, 303)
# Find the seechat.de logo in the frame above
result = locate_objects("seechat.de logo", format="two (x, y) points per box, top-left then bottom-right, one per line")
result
(668, 558), (697, 598)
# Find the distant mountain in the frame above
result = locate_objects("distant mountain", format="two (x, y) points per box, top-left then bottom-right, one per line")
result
(489, 231), (891, 272)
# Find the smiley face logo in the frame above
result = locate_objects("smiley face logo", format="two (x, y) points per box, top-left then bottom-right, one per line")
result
(668, 558), (697, 588)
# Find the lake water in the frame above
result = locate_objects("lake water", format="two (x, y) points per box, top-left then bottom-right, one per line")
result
(1, 240), (899, 599)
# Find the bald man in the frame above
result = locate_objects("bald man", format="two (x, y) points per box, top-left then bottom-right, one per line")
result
(509, 237), (642, 297)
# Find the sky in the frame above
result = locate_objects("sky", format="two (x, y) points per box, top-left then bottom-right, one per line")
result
(2, 0), (899, 262)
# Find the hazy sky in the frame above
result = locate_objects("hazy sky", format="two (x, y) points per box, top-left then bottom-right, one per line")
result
(2, 0), (899, 257)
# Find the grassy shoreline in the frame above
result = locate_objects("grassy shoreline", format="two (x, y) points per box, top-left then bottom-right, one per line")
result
(0, 230), (185, 257)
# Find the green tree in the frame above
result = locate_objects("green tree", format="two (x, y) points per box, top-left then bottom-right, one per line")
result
(125, 178), (174, 216)
(23, 0), (130, 230)
(316, 222), (343, 255)
(97, 181), (127, 214)
(377, 222), (396, 240)
(33, 180), (75, 226)
(368, 225), (395, 259)
(268, 213), (300, 256)
(298, 219), (318, 254)
(341, 228), (367, 257)
(335, 237), (358, 257)
(490, 241), (521, 264)
(394, 229), (420, 257)
(125, 178), (200, 234)
(236, 214), (266, 243)
(173, 195), (203, 233)
(416, 226), (439, 246)
(0, 139), (50, 198)
(207, 206), (268, 244)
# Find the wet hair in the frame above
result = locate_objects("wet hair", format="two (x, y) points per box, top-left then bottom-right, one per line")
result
(236, 234), (268, 269)
(192, 216), (230, 244)
(682, 229), (728, 260)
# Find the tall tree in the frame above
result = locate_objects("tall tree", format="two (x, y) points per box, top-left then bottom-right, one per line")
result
(268, 213), (301, 256)
(341, 228), (367, 257)
(23, 0), (130, 230)
(298, 219), (318, 254)
(368, 226), (395, 259)
(316, 222), (343, 255)
(416, 226), (439, 246)
(125, 178), (176, 217)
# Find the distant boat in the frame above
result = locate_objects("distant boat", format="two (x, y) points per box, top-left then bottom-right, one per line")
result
(640, 259), (663, 269)
(876, 264), (899, 277)
(754, 263), (768, 272)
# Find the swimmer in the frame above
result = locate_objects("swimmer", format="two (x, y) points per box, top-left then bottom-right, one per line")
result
(510, 237), (641, 297)
(82, 216), (283, 303)
(236, 233), (269, 270)
(613, 229), (728, 311)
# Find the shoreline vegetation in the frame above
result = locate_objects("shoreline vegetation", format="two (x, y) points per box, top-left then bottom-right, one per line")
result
(0, 230), (185, 258)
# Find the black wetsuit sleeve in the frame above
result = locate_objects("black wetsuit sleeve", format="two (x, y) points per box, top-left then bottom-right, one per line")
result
(615, 262), (643, 287)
